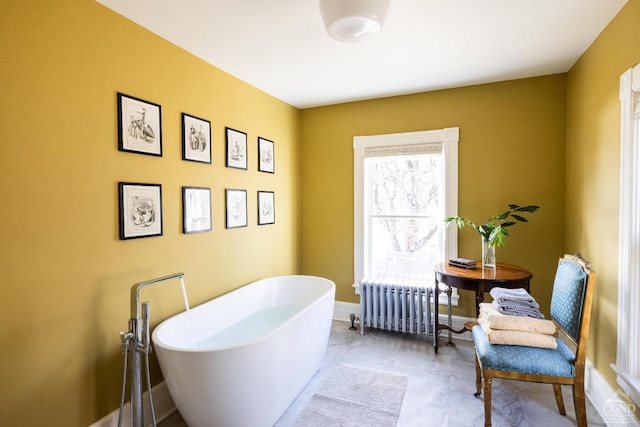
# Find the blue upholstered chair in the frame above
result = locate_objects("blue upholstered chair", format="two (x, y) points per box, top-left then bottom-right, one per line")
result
(472, 253), (596, 427)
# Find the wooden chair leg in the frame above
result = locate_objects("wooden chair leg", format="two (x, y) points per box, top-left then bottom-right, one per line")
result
(552, 384), (566, 415)
(573, 382), (587, 427)
(483, 376), (492, 427)
(474, 352), (482, 397)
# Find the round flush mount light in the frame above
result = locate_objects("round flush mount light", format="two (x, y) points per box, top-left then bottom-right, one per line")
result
(319, 0), (390, 43)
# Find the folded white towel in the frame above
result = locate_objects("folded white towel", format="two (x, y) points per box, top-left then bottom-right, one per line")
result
(479, 303), (555, 334)
(478, 316), (557, 349)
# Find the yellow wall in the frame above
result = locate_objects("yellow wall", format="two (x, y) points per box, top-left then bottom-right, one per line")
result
(0, 1), (300, 425)
(566, 0), (640, 389)
(298, 0), (640, 405)
(3, 0), (640, 425)
(300, 75), (567, 314)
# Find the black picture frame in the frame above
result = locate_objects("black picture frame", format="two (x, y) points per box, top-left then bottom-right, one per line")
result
(118, 182), (163, 240)
(225, 189), (247, 228)
(182, 113), (211, 164)
(225, 127), (247, 170)
(117, 93), (162, 157)
(183, 186), (212, 234)
(258, 137), (275, 173)
(258, 191), (275, 225)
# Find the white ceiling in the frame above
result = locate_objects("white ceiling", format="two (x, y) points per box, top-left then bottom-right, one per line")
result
(96, 0), (628, 109)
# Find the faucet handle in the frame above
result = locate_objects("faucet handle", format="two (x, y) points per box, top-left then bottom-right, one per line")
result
(120, 330), (133, 344)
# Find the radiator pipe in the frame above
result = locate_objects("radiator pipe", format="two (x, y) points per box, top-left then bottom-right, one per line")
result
(349, 313), (358, 330)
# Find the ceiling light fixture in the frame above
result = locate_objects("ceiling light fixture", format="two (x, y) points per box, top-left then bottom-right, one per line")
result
(319, 0), (390, 43)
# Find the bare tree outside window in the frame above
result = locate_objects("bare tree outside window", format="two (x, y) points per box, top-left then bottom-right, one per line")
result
(367, 154), (442, 281)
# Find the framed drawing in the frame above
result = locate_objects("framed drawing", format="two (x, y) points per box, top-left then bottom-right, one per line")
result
(226, 127), (247, 170)
(182, 113), (211, 164)
(118, 182), (163, 240)
(258, 137), (274, 173)
(225, 189), (247, 229)
(183, 186), (212, 233)
(258, 191), (275, 225)
(117, 93), (162, 156)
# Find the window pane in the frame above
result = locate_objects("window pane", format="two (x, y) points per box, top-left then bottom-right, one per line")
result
(365, 153), (443, 280)
(369, 217), (441, 280)
(369, 155), (441, 217)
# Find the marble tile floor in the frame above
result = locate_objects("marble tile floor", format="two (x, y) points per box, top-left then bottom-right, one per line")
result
(160, 320), (606, 427)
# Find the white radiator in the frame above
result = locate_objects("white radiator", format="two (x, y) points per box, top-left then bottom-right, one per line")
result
(359, 280), (433, 336)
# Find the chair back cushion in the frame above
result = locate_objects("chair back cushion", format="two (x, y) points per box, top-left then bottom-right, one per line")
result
(550, 259), (588, 342)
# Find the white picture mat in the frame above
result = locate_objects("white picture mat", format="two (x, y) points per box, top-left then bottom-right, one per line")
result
(226, 128), (247, 169)
(226, 189), (247, 228)
(119, 94), (161, 155)
(184, 187), (211, 233)
(258, 191), (275, 225)
(258, 137), (274, 173)
(121, 184), (162, 238)
(183, 114), (211, 163)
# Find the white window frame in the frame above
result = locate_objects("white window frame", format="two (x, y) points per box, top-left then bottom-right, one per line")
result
(353, 127), (459, 304)
(613, 66), (640, 406)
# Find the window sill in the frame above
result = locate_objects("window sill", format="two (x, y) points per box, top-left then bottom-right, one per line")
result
(611, 364), (640, 407)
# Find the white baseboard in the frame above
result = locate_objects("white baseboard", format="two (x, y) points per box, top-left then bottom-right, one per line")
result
(89, 381), (176, 427)
(587, 358), (616, 425)
(333, 300), (360, 323)
(586, 359), (640, 426)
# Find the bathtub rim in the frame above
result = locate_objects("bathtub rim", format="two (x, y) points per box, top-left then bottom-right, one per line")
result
(152, 275), (335, 353)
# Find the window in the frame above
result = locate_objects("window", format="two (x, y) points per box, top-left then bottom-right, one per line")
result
(615, 66), (640, 406)
(365, 153), (441, 280)
(353, 128), (459, 302)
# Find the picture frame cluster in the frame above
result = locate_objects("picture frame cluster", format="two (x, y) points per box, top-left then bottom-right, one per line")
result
(116, 92), (276, 240)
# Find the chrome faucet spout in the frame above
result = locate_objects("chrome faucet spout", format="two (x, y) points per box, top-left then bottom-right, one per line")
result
(125, 272), (186, 427)
(130, 272), (186, 320)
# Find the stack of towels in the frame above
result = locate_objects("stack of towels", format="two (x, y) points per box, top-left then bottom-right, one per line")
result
(490, 287), (544, 319)
(477, 287), (557, 349)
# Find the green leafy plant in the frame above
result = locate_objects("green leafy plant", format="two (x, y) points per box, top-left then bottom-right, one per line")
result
(445, 204), (540, 247)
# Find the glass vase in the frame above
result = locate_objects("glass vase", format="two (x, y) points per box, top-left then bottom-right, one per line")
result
(482, 237), (496, 268)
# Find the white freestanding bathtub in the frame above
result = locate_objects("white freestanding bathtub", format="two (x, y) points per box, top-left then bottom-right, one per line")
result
(152, 275), (335, 427)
